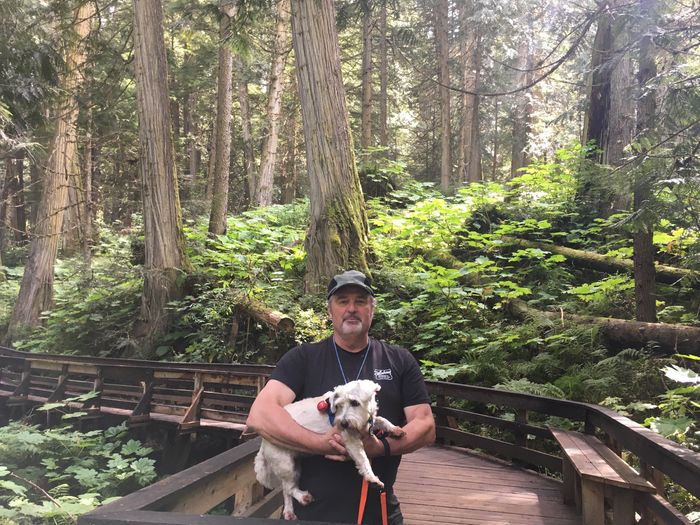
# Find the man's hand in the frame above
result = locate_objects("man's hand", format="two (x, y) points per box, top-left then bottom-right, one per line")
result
(324, 430), (349, 461)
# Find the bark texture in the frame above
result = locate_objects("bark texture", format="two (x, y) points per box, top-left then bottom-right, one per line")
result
(255, 0), (291, 207)
(378, 0), (388, 149)
(233, 55), (257, 205)
(633, 0), (659, 323)
(132, 0), (192, 356)
(510, 35), (533, 178)
(435, 0), (452, 190)
(291, 0), (371, 292)
(458, 2), (481, 184)
(581, 0), (634, 215)
(208, 1), (236, 234)
(279, 73), (299, 204)
(6, 3), (92, 342)
(360, 0), (374, 151)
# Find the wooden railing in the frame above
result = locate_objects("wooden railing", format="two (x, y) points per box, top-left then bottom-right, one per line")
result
(428, 381), (699, 525)
(0, 346), (272, 434)
(1, 348), (698, 524)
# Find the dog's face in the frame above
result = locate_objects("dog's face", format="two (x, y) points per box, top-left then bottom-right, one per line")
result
(330, 380), (380, 434)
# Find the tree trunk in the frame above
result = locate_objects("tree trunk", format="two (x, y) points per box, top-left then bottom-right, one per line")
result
(255, 0), (291, 207)
(499, 236), (695, 287)
(583, 9), (611, 158)
(580, 0), (634, 216)
(5, 3), (92, 342)
(510, 36), (533, 177)
(458, 4), (482, 185)
(0, 159), (13, 254)
(61, 163), (85, 256)
(435, 0), (451, 190)
(187, 92), (199, 185)
(360, 0), (374, 151)
(132, 0), (192, 356)
(279, 73), (299, 205)
(291, 0), (371, 291)
(208, 1), (237, 234)
(233, 55), (257, 205)
(235, 296), (295, 333)
(2, 156), (28, 245)
(28, 160), (41, 229)
(378, 0), (388, 150)
(12, 154), (27, 242)
(509, 299), (700, 355)
(633, 0), (659, 323)
(491, 99), (498, 180)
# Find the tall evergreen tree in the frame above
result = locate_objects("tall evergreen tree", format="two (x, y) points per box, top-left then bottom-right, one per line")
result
(5, 2), (93, 343)
(291, 0), (371, 291)
(132, 0), (192, 355)
(255, 0), (292, 207)
(208, 1), (237, 234)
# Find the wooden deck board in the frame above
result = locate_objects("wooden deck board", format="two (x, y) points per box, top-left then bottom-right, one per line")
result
(396, 446), (580, 525)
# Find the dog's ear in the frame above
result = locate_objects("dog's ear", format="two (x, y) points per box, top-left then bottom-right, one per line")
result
(329, 392), (339, 413)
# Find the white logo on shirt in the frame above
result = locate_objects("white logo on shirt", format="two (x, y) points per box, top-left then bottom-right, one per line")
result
(374, 368), (393, 381)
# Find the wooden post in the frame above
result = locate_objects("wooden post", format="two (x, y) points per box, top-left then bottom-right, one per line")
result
(514, 408), (528, 448)
(581, 480), (605, 525)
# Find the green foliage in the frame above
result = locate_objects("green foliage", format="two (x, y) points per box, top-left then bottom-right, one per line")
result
(11, 227), (142, 356)
(494, 378), (566, 399)
(0, 420), (156, 524)
(644, 356), (699, 448)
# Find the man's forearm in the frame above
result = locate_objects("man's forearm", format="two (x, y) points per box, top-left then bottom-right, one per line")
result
(364, 406), (436, 458)
(247, 403), (330, 455)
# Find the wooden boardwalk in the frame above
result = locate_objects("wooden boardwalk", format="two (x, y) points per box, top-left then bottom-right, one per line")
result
(395, 446), (581, 525)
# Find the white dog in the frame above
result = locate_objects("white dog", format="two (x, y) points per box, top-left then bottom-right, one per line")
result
(254, 379), (405, 520)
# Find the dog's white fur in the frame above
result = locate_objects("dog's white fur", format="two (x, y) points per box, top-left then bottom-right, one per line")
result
(254, 379), (405, 520)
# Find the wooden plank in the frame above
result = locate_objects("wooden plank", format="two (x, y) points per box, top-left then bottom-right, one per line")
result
(550, 428), (655, 492)
(241, 488), (282, 519)
(431, 405), (551, 439)
(636, 492), (695, 525)
(437, 426), (562, 473)
(396, 446), (580, 525)
(581, 479), (604, 525)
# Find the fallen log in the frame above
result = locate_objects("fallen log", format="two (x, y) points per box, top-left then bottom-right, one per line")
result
(235, 298), (295, 333)
(227, 296), (295, 349)
(500, 237), (697, 288)
(508, 299), (700, 356)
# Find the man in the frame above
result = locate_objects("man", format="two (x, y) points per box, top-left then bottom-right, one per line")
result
(246, 270), (435, 524)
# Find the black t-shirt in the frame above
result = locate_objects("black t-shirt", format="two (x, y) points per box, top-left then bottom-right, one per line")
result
(271, 336), (430, 524)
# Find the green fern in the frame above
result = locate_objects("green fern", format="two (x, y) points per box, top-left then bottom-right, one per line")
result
(494, 378), (566, 399)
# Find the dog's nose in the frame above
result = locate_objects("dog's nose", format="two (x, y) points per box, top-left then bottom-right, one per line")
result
(340, 420), (349, 429)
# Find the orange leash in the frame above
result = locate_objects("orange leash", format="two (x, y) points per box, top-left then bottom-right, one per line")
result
(357, 478), (388, 525)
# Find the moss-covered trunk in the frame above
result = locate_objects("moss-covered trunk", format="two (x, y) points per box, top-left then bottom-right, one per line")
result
(132, 0), (192, 356)
(291, 0), (370, 292)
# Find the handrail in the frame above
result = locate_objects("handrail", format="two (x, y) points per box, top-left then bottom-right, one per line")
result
(1, 348), (697, 524)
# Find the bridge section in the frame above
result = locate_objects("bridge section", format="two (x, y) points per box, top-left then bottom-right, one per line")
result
(1, 347), (698, 524)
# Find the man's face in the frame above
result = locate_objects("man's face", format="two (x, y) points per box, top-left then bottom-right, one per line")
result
(328, 286), (374, 339)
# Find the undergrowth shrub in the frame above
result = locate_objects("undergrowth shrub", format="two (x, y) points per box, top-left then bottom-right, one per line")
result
(0, 420), (156, 524)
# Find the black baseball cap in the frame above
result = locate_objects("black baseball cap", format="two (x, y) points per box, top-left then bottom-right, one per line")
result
(327, 270), (374, 299)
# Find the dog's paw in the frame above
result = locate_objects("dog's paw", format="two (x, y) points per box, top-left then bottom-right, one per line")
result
(283, 509), (297, 520)
(294, 490), (314, 506)
(366, 475), (384, 489)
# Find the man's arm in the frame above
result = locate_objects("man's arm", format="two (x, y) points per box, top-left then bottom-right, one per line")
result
(246, 379), (338, 455)
(362, 403), (435, 458)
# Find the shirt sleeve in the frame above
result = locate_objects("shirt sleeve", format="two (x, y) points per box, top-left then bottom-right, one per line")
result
(399, 348), (431, 408)
(270, 345), (307, 399)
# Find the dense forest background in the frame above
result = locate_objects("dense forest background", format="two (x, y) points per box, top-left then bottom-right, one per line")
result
(0, 0), (699, 520)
